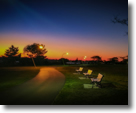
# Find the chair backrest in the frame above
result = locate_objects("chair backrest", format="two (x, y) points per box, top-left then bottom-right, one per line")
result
(79, 67), (83, 71)
(87, 70), (93, 75)
(97, 73), (103, 82)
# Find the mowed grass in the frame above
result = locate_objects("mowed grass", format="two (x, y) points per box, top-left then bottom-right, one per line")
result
(0, 67), (41, 92)
(54, 64), (128, 105)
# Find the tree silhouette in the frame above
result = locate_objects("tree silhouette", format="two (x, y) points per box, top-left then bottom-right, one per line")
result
(112, 16), (128, 35)
(23, 43), (48, 58)
(120, 56), (125, 61)
(5, 45), (19, 57)
(91, 56), (102, 61)
(112, 16), (128, 26)
(126, 55), (128, 59)
(120, 55), (128, 64)
(109, 57), (118, 64)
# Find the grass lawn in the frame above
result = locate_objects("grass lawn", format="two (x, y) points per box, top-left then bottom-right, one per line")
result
(0, 65), (128, 105)
(53, 64), (128, 105)
(0, 67), (41, 92)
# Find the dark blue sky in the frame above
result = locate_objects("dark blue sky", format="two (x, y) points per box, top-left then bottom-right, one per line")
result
(0, 0), (128, 36)
(0, 0), (128, 60)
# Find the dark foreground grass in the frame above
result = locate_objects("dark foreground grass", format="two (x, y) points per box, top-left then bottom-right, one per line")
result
(54, 64), (128, 105)
(0, 67), (41, 92)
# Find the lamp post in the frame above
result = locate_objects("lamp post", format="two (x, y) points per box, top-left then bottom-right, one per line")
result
(82, 56), (87, 66)
(39, 45), (43, 49)
(62, 52), (69, 65)
(31, 45), (43, 67)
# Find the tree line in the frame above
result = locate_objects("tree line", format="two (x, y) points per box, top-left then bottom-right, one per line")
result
(90, 55), (128, 64)
(4, 43), (47, 58)
(0, 43), (128, 66)
(0, 43), (48, 66)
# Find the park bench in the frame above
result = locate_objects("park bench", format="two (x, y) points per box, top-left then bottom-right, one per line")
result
(90, 73), (104, 88)
(83, 69), (93, 78)
(76, 67), (83, 74)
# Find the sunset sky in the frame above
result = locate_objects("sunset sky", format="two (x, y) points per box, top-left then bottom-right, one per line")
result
(0, 0), (128, 60)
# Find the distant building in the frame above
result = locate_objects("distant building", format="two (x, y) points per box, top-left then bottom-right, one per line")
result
(66, 62), (75, 64)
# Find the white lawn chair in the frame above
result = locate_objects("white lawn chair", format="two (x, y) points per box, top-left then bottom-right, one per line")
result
(76, 67), (83, 74)
(83, 69), (93, 77)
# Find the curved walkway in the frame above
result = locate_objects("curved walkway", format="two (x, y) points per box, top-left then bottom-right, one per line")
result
(0, 67), (65, 105)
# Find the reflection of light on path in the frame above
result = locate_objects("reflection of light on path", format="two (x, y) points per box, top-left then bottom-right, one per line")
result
(0, 67), (65, 104)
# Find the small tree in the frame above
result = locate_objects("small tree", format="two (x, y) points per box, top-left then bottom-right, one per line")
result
(120, 55), (128, 64)
(109, 57), (118, 64)
(91, 56), (102, 61)
(120, 56), (125, 61)
(5, 45), (19, 57)
(24, 43), (48, 58)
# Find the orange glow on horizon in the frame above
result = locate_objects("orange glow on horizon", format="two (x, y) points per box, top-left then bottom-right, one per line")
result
(0, 33), (128, 61)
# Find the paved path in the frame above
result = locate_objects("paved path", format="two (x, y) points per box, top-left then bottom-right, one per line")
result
(0, 67), (65, 105)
